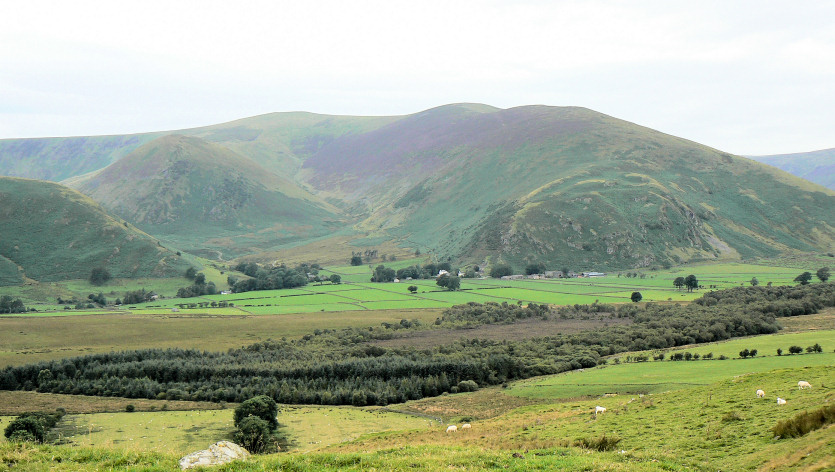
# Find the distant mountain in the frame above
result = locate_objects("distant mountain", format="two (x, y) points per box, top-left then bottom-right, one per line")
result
(0, 112), (396, 183)
(748, 149), (835, 190)
(66, 134), (345, 259)
(3, 104), (835, 271)
(0, 177), (192, 285)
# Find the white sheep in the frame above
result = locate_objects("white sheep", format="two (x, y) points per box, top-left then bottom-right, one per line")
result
(777, 397), (786, 405)
(595, 406), (607, 416)
(798, 381), (812, 390)
(756, 389), (765, 398)
(461, 423), (471, 430)
(446, 425), (457, 433)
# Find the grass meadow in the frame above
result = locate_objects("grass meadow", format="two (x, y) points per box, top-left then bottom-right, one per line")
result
(1, 326), (833, 470)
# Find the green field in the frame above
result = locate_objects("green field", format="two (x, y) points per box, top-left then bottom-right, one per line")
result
(8, 261), (826, 318)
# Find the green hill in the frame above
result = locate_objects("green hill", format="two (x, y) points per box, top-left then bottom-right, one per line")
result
(301, 104), (835, 270)
(3, 104), (834, 271)
(67, 135), (346, 259)
(749, 148), (835, 190)
(0, 177), (192, 284)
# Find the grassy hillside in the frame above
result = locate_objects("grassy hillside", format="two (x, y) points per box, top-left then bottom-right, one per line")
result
(749, 148), (835, 190)
(0, 177), (193, 284)
(67, 135), (346, 258)
(301, 105), (835, 270)
(3, 104), (834, 272)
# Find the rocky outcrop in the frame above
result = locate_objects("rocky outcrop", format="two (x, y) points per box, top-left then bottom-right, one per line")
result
(179, 441), (250, 470)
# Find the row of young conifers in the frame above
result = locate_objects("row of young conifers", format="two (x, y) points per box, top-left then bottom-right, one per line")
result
(1, 283), (833, 406)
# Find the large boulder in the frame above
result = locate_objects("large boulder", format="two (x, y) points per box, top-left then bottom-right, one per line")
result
(179, 441), (250, 470)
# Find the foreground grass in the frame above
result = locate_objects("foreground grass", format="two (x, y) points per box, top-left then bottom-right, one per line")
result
(333, 365), (835, 471)
(0, 442), (686, 471)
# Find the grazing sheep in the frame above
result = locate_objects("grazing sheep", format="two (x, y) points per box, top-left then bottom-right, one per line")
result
(595, 406), (607, 416)
(777, 397), (786, 405)
(461, 423), (471, 430)
(446, 425), (457, 433)
(798, 381), (812, 390)
(756, 389), (765, 398)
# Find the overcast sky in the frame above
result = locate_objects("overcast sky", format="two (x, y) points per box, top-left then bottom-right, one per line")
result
(1, 1), (833, 155)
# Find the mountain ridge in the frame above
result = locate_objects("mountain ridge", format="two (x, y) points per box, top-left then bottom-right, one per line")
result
(2, 104), (834, 273)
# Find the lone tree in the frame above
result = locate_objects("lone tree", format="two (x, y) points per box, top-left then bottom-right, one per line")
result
(89, 267), (111, 286)
(816, 267), (830, 283)
(788, 345), (803, 355)
(673, 277), (685, 290)
(684, 274), (699, 292)
(329, 274), (341, 284)
(750, 277), (759, 286)
(631, 291), (643, 303)
(234, 395), (278, 431)
(407, 285), (418, 294)
(232, 395), (283, 453)
(794, 272), (812, 285)
(350, 254), (362, 266)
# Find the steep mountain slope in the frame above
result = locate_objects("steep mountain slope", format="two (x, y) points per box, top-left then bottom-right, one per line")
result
(0, 113), (396, 183)
(67, 135), (345, 258)
(0, 177), (192, 285)
(748, 148), (835, 190)
(302, 104), (835, 270)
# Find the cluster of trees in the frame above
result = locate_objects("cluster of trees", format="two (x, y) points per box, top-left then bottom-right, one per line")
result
(490, 264), (513, 278)
(176, 270), (217, 298)
(86, 293), (107, 306)
(0, 295), (27, 314)
(394, 262), (453, 280)
(228, 263), (311, 293)
(3, 410), (65, 443)
(122, 289), (156, 305)
(668, 352), (716, 361)
(777, 344), (823, 356)
(739, 348), (758, 358)
(795, 267), (831, 285)
(371, 265), (396, 282)
(5, 283), (828, 406)
(350, 250), (385, 266)
(436, 273), (460, 291)
(673, 275), (699, 291)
